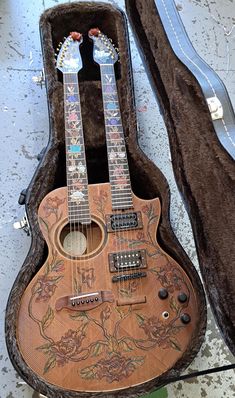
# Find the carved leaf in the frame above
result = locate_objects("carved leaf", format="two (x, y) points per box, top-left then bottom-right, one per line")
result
(169, 296), (180, 313)
(149, 215), (158, 225)
(43, 355), (56, 374)
(74, 277), (81, 294)
(169, 339), (182, 352)
(119, 340), (134, 352)
(119, 288), (130, 297)
(132, 356), (145, 367)
(136, 313), (145, 326)
(51, 260), (65, 272)
(49, 275), (64, 283)
(80, 365), (96, 380)
(115, 307), (125, 319)
(129, 240), (142, 247)
(91, 342), (105, 357)
(36, 342), (52, 354)
(39, 217), (49, 233)
(41, 306), (54, 330)
(70, 311), (87, 320)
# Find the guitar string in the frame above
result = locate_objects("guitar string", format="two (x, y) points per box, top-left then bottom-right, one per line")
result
(101, 62), (138, 303)
(108, 61), (144, 303)
(100, 63), (122, 301)
(64, 72), (74, 301)
(108, 62), (139, 300)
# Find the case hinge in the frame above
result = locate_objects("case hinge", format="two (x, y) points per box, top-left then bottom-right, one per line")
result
(206, 97), (223, 121)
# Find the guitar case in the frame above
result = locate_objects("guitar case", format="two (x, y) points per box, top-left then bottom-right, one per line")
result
(125, 0), (235, 356)
(5, 1), (226, 396)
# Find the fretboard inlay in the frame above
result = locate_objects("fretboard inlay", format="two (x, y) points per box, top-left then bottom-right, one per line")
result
(100, 64), (133, 210)
(63, 73), (91, 224)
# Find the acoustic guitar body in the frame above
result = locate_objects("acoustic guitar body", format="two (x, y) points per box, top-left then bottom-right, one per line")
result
(17, 183), (198, 393)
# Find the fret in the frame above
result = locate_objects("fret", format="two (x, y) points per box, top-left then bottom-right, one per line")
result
(64, 72), (91, 223)
(112, 205), (133, 210)
(111, 189), (132, 194)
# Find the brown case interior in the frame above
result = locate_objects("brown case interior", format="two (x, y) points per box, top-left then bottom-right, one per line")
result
(125, 0), (235, 355)
(5, 2), (207, 396)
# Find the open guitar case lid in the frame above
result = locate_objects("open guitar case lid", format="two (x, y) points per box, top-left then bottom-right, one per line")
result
(4, 0), (234, 396)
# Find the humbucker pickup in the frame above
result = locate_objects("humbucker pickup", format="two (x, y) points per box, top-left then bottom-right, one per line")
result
(106, 212), (143, 232)
(109, 249), (147, 272)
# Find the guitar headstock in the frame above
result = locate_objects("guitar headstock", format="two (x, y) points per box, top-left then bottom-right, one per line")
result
(56, 32), (83, 73)
(88, 28), (119, 65)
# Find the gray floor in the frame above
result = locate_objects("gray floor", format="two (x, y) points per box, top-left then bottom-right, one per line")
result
(0, 0), (234, 397)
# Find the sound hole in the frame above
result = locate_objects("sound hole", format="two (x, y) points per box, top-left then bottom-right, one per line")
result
(60, 221), (102, 256)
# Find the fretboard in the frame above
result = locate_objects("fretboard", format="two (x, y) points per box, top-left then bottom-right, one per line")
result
(100, 64), (133, 210)
(63, 73), (90, 224)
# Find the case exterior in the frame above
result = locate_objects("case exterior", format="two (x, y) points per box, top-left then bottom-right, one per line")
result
(126, 0), (235, 355)
(5, 2), (206, 396)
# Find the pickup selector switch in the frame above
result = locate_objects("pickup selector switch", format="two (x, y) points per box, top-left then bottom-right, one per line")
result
(158, 288), (168, 300)
(178, 292), (188, 303)
(180, 313), (191, 324)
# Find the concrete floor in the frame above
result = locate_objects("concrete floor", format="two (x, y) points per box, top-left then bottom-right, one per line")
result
(0, 0), (234, 397)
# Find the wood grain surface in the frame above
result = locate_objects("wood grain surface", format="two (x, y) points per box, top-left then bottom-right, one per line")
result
(17, 183), (199, 393)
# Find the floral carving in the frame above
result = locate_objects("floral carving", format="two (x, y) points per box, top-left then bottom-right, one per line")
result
(51, 328), (87, 367)
(28, 197), (191, 383)
(78, 267), (95, 288)
(136, 314), (182, 351)
(93, 190), (108, 220)
(33, 274), (62, 302)
(42, 196), (65, 219)
(150, 261), (186, 293)
(80, 353), (144, 383)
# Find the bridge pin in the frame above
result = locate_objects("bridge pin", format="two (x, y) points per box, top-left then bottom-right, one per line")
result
(95, 297), (99, 301)
(81, 300), (85, 304)
(76, 301), (80, 305)
(86, 299), (90, 303)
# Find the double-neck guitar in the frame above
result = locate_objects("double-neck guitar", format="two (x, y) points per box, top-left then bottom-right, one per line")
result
(16, 30), (198, 394)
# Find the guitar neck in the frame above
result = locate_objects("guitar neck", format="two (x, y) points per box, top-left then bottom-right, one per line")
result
(63, 72), (91, 224)
(100, 64), (133, 210)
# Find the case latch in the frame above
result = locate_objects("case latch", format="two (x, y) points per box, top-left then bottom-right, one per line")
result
(32, 69), (45, 88)
(206, 97), (223, 120)
(13, 213), (30, 236)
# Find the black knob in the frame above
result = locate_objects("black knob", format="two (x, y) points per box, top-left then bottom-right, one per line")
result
(158, 288), (168, 300)
(180, 313), (191, 324)
(178, 292), (188, 303)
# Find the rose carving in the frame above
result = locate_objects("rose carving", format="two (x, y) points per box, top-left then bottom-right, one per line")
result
(51, 329), (86, 366)
(43, 196), (65, 218)
(81, 354), (144, 383)
(34, 275), (58, 302)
